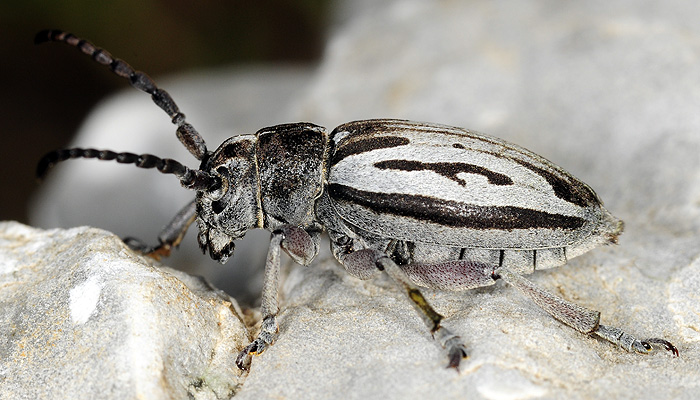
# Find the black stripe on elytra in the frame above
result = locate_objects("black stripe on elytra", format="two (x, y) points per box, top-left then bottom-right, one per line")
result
(327, 183), (586, 230)
(330, 136), (410, 167)
(511, 158), (599, 208)
(374, 160), (513, 186)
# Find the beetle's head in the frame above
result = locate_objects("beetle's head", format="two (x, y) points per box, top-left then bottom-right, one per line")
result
(195, 135), (261, 263)
(36, 136), (260, 264)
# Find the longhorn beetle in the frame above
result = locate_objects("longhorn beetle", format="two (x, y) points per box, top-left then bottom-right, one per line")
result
(36, 30), (678, 371)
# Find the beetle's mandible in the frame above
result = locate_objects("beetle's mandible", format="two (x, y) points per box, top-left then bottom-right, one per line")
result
(35, 30), (678, 370)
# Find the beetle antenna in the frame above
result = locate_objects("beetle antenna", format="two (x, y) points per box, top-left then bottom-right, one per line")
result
(35, 29), (209, 161)
(37, 148), (219, 191)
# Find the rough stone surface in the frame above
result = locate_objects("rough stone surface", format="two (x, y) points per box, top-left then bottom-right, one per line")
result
(25, 0), (700, 399)
(0, 222), (248, 400)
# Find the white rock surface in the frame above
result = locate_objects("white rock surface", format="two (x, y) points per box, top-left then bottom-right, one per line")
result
(24, 0), (700, 399)
(0, 222), (248, 400)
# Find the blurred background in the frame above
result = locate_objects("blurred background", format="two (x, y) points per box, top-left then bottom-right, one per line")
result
(0, 0), (333, 224)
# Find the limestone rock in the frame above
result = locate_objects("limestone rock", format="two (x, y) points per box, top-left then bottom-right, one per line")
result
(0, 222), (248, 400)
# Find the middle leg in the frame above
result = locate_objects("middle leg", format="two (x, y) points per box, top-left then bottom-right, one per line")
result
(340, 247), (498, 369)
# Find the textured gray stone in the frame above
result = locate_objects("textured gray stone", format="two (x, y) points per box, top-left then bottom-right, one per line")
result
(0, 222), (248, 400)
(24, 0), (700, 399)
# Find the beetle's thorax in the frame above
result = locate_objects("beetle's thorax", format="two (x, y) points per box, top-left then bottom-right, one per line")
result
(255, 123), (328, 230)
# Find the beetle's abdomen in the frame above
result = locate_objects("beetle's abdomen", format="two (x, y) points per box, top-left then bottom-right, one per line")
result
(326, 119), (622, 258)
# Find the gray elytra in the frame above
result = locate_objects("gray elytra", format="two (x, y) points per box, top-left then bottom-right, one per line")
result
(36, 30), (678, 371)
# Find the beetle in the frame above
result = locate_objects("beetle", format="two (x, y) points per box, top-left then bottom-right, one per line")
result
(36, 30), (678, 371)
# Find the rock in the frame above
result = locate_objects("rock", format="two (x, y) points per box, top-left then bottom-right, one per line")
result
(24, 1), (700, 399)
(0, 222), (248, 400)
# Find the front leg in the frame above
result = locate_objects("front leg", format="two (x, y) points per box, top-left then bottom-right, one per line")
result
(235, 225), (319, 371)
(123, 200), (197, 260)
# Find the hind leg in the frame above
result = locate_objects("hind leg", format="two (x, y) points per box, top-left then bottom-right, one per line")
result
(494, 267), (678, 356)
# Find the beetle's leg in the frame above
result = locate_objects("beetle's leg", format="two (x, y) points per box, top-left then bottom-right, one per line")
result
(339, 247), (469, 369)
(593, 325), (679, 356)
(235, 225), (318, 371)
(377, 256), (469, 369)
(123, 199), (197, 260)
(494, 267), (678, 356)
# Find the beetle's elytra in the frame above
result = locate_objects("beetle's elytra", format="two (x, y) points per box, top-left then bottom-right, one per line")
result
(36, 30), (678, 370)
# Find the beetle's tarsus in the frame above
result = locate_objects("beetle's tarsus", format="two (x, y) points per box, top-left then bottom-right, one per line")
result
(643, 338), (679, 357)
(236, 315), (278, 370)
(122, 237), (172, 261)
(145, 244), (173, 261)
(593, 324), (678, 357)
(431, 320), (469, 370)
(447, 348), (468, 370)
(120, 200), (197, 261)
(235, 343), (255, 371)
(122, 237), (154, 253)
(445, 339), (468, 370)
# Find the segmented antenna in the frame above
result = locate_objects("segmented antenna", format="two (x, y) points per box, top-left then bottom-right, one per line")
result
(35, 29), (208, 161)
(37, 148), (219, 191)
